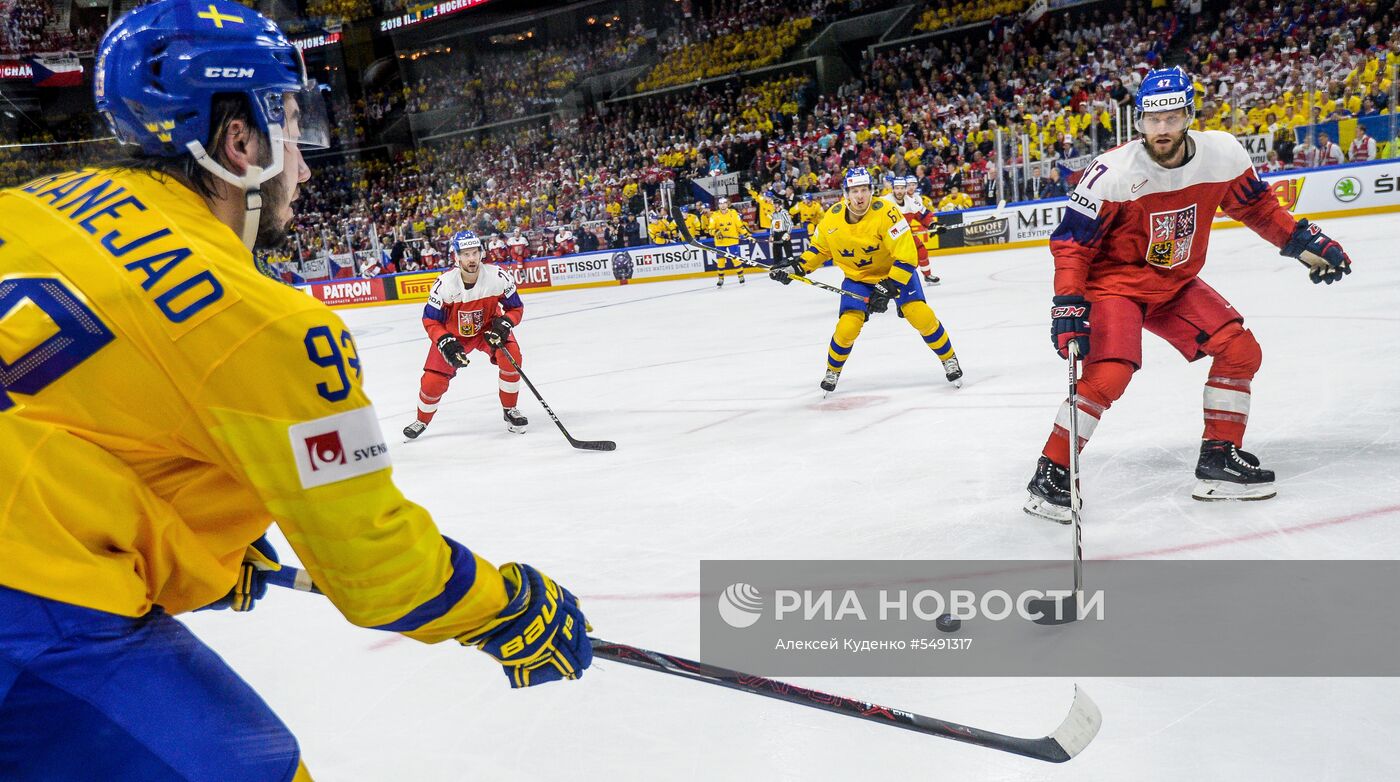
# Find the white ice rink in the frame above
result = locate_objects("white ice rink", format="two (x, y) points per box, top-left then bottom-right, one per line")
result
(187, 211), (1400, 780)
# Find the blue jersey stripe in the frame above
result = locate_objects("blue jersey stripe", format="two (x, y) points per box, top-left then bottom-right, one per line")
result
(370, 537), (478, 632)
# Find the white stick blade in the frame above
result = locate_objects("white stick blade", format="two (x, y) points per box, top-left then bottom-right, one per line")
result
(1050, 685), (1103, 759)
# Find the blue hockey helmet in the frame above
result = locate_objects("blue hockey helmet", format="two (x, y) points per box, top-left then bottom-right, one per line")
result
(1134, 67), (1195, 130)
(451, 230), (483, 255)
(843, 167), (873, 191)
(95, 0), (330, 247)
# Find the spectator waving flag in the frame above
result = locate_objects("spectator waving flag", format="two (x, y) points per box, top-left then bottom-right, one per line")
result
(29, 56), (83, 88)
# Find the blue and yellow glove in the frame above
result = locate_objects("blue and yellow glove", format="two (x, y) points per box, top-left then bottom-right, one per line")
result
(460, 563), (592, 688)
(199, 536), (281, 612)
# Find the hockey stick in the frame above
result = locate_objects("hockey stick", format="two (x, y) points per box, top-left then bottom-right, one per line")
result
(498, 347), (616, 451)
(266, 566), (1101, 763)
(918, 198), (1008, 237)
(662, 188), (868, 303)
(1028, 340), (1084, 624)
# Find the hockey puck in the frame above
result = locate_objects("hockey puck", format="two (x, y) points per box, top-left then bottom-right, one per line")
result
(935, 613), (961, 633)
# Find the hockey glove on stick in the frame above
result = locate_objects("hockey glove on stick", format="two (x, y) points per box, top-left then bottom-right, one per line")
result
(484, 316), (514, 349)
(198, 536), (281, 612)
(436, 334), (471, 368)
(868, 277), (902, 314)
(768, 258), (806, 285)
(1281, 218), (1351, 285)
(1050, 295), (1091, 359)
(460, 563), (593, 688)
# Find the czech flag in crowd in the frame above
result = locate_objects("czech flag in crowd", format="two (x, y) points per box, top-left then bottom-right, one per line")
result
(29, 56), (83, 87)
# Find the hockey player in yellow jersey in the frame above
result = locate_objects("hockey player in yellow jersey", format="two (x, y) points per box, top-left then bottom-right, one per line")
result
(769, 168), (962, 392)
(681, 204), (704, 241)
(795, 192), (825, 234)
(0, 2), (590, 779)
(708, 196), (751, 287)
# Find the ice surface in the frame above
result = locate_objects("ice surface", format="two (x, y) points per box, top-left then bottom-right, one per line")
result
(186, 212), (1400, 780)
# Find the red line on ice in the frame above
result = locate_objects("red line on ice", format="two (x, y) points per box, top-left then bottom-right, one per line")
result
(580, 502), (1400, 602)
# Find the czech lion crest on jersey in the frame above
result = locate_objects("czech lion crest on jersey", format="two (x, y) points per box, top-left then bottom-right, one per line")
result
(458, 310), (484, 337)
(1145, 204), (1196, 268)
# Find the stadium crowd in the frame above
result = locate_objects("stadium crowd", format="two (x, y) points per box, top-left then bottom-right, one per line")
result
(394, 23), (648, 125)
(1, 0), (100, 54)
(2, 0), (1396, 276)
(265, 0), (1400, 270)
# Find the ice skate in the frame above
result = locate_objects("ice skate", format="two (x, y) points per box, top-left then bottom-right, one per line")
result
(922, 272), (940, 286)
(820, 368), (840, 394)
(504, 407), (529, 434)
(1023, 456), (1072, 524)
(1191, 440), (1275, 501)
(403, 421), (427, 440)
(941, 356), (963, 387)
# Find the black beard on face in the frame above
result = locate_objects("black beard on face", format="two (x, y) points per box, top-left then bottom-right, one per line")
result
(253, 175), (293, 251)
(1144, 131), (1188, 166)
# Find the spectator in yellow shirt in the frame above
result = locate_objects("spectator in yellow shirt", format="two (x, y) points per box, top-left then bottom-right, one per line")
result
(938, 186), (973, 212)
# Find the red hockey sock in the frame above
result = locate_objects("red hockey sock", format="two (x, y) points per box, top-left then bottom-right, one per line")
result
(1042, 359), (1134, 466)
(417, 371), (451, 424)
(1201, 324), (1261, 446)
(496, 343), (522, 409)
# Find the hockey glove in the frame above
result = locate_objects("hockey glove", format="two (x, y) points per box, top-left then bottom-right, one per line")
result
(1281, 219), (1351, 285)
(460, 563), (592, 688)
(436, 334), (471, 368)
(1050, 295), (1090, 359)
(867, 277), (902, 314)
(198, 536), (281, 612)
(484, 316), (514, 349)
(768, 258), (805, 285)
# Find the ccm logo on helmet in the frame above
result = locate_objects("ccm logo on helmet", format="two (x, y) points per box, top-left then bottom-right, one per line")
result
(204, 67), (256, 78)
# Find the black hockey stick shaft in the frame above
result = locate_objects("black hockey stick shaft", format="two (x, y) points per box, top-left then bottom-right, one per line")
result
(1029, 340), (1085, 625)
(1068, 340), (1084, 593)
(499, 347), (615, 451)
(663, 191), (868, 303)
(266, 567), (1100, 763)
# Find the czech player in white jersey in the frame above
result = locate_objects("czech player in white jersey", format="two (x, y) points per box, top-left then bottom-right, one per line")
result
(1024, 67), (1354, 522)
(404, 231), (529, 439)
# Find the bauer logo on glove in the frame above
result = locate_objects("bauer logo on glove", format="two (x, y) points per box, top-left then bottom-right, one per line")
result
(459, 563), (593, 688)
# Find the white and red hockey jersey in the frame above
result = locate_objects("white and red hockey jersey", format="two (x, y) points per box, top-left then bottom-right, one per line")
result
(1050, 130), (1297, 304)
(893, 192), (934, 229)
(487, 236), (509, 264)
(422, 264), (524, 345)
(554, 229), (576, 256)
(506, 234), (530, 262)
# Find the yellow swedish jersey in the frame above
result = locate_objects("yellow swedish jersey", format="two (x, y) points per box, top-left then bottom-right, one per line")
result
(796, 199), (825, 232)
(708, 208), (749, 247)
(799, 200), (918, 285)
(748, 189), (775, 229)
(0, 168), (506, 642)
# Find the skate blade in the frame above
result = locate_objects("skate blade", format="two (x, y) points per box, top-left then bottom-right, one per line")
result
(1191, 479), (1276, 501)
(507, 424), (527, 434)
(1023, 494), (1072, 524)
(948, 378), (963, 388)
